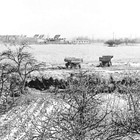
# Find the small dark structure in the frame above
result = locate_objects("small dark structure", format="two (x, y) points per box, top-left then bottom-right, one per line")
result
(64, 57), (83, 69)
(99, 55), (113, 67)
(26, 77), (67, 91)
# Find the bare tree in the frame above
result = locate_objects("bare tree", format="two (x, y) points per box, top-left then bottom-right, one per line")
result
(28, 73), (110, 140)
(0, 45), (45, 95)
(0, 44), (45, 114)
(105, 77), (140, 140)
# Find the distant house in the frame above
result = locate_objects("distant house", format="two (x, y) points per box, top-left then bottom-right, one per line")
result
(37, 39), (45, 43)
(39, 34), (45, 39)
(33, 34), (46, 44)
(34, 34), (40, 38)
(46, 35), (66, 43)
(0, 35), (27, 44)
(71, 38), (91, 44)
(54, 35), (61, 40)
(32, 34), (67, 44)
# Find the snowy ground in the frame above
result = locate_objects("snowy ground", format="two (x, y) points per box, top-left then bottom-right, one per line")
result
(28, 43), (140, 79)
(29, 43), (140, 65)
(0, 92), (65, 140)
(1, 44), (140, 139)
(0, 91), (130, 140)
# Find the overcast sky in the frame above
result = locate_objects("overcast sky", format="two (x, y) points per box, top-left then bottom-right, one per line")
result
(0, 0), (140, 39)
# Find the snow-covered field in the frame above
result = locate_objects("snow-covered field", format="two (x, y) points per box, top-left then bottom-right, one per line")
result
(26, 43), (140, 79)
(29, 43), (140, 65)
(1, 43), (140, 66)
(0, 92), (65, 140)
(0, 91), (129, 140)
(1, 44), (140, 139)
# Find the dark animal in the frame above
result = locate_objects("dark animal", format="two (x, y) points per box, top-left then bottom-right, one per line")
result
(26, 77), (67, 91)
(42, 77), (51, 89)
(27, 78), (44, 90)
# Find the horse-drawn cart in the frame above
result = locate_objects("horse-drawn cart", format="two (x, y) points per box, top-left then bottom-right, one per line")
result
(64, 57), (83, 69)
(99, 55), (113, 67)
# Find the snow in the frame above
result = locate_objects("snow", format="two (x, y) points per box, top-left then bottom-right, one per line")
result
(29, 44), (140, 65)
(1, 44), (140, 139)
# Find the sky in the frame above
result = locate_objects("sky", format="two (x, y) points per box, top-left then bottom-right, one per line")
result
(0, 0), (140, 39)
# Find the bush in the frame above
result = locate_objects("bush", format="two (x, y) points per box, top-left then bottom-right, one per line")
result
(28, 73), (111, 140)
(0, 45), (45, 114)
(105, 39), (122, 47)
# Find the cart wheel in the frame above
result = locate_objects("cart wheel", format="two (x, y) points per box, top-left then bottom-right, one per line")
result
(100, 62), (103, 67)
(108, 62), (110, 67)
(110, 61), (112, 66)
(102, 62), (106, 67)
(108, 61), (112, 67)
(78, 64), (81, 69)
(70, 63), (73, 69)
(74, 64), (77, 69)
(65, 62), (69, 69)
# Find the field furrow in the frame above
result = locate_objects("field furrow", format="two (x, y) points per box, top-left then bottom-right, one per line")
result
(0, 98), (44, 140)
(14, 101), (46, 140)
